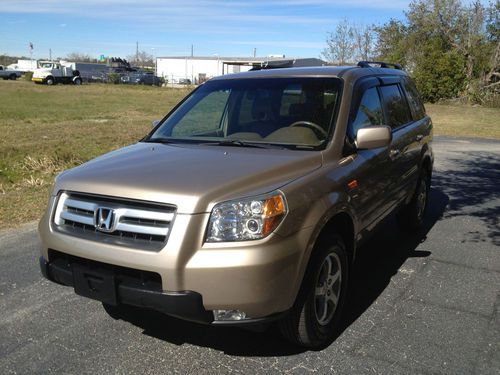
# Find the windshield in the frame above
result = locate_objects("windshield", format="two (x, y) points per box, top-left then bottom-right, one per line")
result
(148, 77), (341, 149)
(40, 63), (53, 68)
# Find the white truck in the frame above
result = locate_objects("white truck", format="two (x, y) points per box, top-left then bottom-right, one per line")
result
(32, 61), (82, 85)
(0, 65), (22, 80)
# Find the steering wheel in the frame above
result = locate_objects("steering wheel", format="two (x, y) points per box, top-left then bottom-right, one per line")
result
(290, 121), (328, 138)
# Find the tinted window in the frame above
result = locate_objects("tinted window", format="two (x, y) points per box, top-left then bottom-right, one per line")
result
(379, 85), (412, 128)
(151, 78), (342, 149)
(348, 87), (383, 140)
(402, 78), (425, 120)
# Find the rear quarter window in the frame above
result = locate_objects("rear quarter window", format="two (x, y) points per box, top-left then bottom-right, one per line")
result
(402, 78), (426, 120)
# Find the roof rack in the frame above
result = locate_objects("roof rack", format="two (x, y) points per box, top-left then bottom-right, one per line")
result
(249, 60), (294, 71)
(357, 61), (403, 70)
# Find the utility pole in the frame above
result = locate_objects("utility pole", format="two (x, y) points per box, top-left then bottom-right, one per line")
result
(136, 41), (139, 64)
(191, 44), (194, 57)
(29, 42), (33, 69)
(49, 48), (52, 61)
(253, 48), (256, 58)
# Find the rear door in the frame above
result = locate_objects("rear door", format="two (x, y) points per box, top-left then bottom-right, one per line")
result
(378, 78), (421, 209)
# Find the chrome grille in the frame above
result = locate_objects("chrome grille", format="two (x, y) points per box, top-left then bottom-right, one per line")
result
(53, 192), (176, 251)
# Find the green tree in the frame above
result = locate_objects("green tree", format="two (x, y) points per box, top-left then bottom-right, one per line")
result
(373, 0), (499, 105)
(374, 20), (409, 67)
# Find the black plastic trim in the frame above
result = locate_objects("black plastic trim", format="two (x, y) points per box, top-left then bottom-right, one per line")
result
(39, 255), (213, 324)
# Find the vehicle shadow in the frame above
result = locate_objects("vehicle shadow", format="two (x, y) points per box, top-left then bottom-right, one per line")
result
(337, 187), (448, 333)
(112, 188), (448, 356)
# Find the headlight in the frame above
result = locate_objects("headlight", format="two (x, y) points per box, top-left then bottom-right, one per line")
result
(206, 192), (287, 242)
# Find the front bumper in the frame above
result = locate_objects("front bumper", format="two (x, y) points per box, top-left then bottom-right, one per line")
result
(39, 210), (311, 319)
(39, 249), (292, 326)
(40, 253), (215, 324)
(32, 77), (44, 82)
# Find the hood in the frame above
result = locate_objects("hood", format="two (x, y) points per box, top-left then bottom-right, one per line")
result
(33, 68), (51, 77)
(53, 142), (322, 214)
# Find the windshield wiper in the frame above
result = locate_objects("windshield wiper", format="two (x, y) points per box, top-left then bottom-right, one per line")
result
(201, 139), (285, 149)
(142, 137), (174, 144)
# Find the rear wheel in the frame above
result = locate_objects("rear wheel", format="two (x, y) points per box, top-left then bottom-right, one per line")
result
(398, 168), (430, 230)
(279, 235), (348, 348)
(9, 74), (17, 80)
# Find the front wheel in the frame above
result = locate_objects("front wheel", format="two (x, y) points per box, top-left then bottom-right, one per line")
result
(9, 74), (17, 80)
(279, 235), (348, 348)
(74, 77), (82, 85)
(46, 77), (55, 85)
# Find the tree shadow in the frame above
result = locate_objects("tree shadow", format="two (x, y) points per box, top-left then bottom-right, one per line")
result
(431, 150), (500, 246)
(106, 188), (448, 356)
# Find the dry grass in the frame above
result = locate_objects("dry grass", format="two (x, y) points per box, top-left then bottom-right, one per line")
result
(0, 80), (190, 229)
(426, 104), (500, 139)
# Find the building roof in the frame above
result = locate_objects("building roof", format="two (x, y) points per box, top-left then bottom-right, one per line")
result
(157, 56), (282, 61)
(156, 56), (325, 66)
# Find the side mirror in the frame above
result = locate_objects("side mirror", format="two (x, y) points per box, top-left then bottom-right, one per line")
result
(356, 125), (392, 150)
(152, 120), (160, 128)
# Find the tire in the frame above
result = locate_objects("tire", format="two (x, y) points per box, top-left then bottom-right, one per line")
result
(74, 77), (82, 85)
(398, 168), (430, 231)
(279, 235), (348, 348)
(9, 74), (17, 80)
(46, 76), (55, 85)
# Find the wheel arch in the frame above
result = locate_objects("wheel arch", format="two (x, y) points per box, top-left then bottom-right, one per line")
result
(315, 211), (356, 266)
(419, 142), (433, 183)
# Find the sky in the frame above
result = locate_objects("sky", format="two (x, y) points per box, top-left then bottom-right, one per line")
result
(0, 0), (413, 60)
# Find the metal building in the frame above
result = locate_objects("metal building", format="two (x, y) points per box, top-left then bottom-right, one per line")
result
(156, 56), (325, 84)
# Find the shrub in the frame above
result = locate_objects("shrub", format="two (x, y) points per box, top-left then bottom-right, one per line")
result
(107, 73), (120, 84)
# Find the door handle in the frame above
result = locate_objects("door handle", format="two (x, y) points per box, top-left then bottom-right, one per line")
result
(390, 149), (401, 159)
(416, 134), (424, 142)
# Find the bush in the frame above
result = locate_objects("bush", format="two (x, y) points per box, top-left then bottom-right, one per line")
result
(107, 73), (120, 84)
(24, 71), (33, 81)
(412, 40), (466, 103)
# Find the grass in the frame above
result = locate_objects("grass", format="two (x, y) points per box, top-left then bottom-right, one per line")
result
(426, 103), (500, 139)
(0, 80), (190, 229)
(0, 80), (498, 230)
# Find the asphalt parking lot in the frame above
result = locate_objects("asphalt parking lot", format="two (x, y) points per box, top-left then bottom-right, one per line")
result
(1, 136), (499, 374)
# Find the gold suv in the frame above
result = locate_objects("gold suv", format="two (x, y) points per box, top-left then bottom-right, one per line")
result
(39, 61), (433, 348)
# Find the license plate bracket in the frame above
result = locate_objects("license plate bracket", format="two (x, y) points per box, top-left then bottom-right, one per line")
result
(72, 264), (117, 305)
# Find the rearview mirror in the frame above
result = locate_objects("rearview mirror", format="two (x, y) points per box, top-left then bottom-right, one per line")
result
(356, 125), (392, 150)
(152, 120), (160, 128)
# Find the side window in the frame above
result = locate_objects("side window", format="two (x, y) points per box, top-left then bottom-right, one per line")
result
(402, 78), (425, 120)
(379, 84), (412, 128)
(280, 84), (304, 116)
(348, 87), (383, 140)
